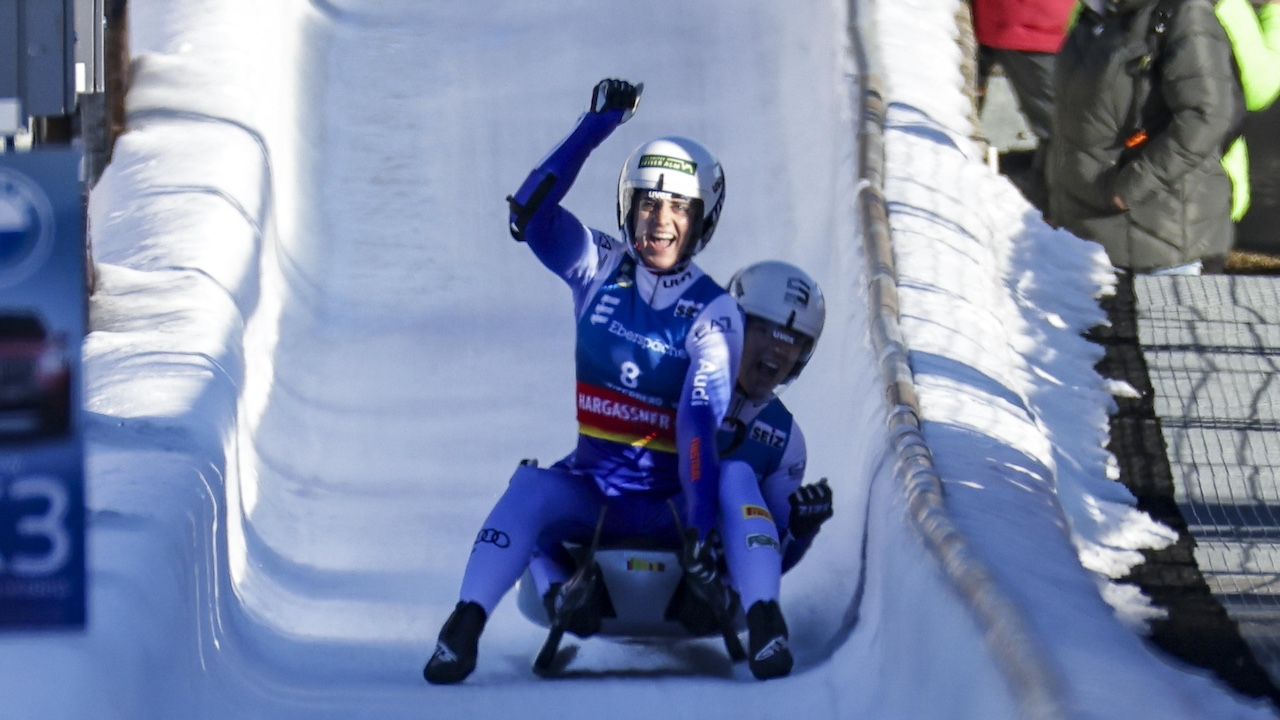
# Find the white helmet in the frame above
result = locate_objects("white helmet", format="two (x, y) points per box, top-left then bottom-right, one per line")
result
(729, 261), (826, 383)
(616, 137), (725, 266)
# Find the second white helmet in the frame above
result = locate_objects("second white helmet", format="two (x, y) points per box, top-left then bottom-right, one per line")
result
(616, 137), (725, 265)
(729, 260), (826, 383)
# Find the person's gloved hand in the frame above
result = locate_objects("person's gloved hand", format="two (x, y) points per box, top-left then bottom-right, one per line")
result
(788, 478), (833, 539)
(680, 528), (722, 588)
(590, 78), (643, 124)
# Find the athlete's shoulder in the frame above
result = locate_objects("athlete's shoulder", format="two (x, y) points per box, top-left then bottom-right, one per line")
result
(687, 291), (741, 346)
(579, 229), (629, 284)
(763, 395), (796, 426)
(590, 230), (625, 262)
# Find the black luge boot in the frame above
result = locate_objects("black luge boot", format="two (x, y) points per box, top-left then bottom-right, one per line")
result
(423, 601), (487, 684)
(746, 599), (792, 680)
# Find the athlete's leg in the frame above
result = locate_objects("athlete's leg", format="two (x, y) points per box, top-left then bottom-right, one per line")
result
(717, 460), (782, 609)
(528, 549), (572, 599)
(717, 460), (791, 679)
(458, 464), (602, 614)
(427, 464), (603, 684)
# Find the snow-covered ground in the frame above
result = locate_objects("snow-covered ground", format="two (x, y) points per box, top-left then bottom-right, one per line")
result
(1, 0), (1276, 718)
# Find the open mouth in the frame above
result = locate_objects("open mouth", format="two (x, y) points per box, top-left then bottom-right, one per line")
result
(639, 232), (677, 248)
(756, 358), (781, 376)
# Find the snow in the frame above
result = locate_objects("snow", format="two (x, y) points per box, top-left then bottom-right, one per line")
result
(2, 0), (1276, 718)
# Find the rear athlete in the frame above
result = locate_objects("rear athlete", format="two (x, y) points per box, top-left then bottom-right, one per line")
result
(718, 261), (834, 587)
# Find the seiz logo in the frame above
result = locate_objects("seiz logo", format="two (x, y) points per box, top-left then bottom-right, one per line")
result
(743, 505), (773, 522)
(674, 298), (704, 319)
(694, 315), (732, 340)
(750, 420), (787, 449)
(591, 294), (621, 325)
(785, 277), (812, 307)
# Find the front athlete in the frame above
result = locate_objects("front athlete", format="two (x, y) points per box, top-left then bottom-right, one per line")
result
(424, 79), (744, 684)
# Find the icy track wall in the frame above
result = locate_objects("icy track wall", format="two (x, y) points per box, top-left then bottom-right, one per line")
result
(83, 2), (307, 716)
(852, 0), (1064, 718)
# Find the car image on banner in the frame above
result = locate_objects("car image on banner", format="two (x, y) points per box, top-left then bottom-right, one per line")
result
(0, 311), (71, 438)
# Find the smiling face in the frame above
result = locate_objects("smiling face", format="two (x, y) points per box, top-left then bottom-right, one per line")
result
(631, 190), (698, 272)
(737, 317), (811, 401)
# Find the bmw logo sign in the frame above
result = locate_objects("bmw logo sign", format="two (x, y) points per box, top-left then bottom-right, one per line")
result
(0, 168), (56, 288)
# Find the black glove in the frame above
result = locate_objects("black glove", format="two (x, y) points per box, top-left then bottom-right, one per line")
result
(680, 528), (737, 614)
(680, 528), (721, 587)
(788, 479), (833, 539)
(590, 78), (643, 124)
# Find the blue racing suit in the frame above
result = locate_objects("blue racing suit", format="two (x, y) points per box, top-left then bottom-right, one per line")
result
(458, 108), (742, 614)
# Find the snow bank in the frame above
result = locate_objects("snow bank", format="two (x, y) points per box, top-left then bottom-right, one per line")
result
(877, 0), (1272, 717)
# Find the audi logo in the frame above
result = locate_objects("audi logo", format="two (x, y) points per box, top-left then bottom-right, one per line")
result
(474, 528), (511, 549)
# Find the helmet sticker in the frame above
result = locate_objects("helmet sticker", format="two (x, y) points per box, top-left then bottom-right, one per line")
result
(638, 154), (697, 175)
(785, 277), (812, 307)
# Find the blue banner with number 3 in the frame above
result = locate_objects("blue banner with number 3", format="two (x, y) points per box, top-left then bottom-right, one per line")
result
(0, 149), (86, 628)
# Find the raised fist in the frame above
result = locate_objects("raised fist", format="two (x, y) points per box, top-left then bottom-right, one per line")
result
(590, 78), (643, 124)
(788, 479), (833, 539)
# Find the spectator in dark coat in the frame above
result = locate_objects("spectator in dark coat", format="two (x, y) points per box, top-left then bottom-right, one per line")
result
(972, 0), (1076, 211)
(1048, 0), (1240, 273)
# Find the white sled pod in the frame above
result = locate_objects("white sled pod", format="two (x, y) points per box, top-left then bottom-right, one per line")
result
(516, 544), (747, 639)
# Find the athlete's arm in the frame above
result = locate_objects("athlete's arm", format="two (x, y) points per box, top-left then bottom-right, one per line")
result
(759, 425), (819, 572)
(677, 295), (744, 539)
(507, 80), (639, 282)
(761, 423), (807, 534)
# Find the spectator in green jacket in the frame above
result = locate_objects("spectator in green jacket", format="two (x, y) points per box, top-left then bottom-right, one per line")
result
(1217, 0), (1280, 221)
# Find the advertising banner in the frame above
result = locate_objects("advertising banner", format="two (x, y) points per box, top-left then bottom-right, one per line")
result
(0, 148), (85, 628)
